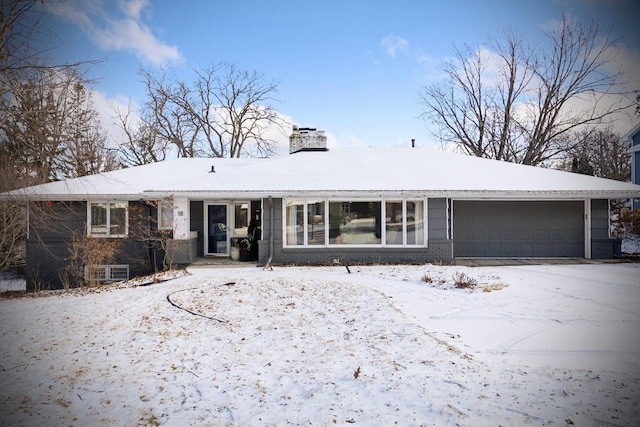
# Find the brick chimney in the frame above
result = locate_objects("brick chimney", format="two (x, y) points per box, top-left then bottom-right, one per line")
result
(289, 125), (328, 154)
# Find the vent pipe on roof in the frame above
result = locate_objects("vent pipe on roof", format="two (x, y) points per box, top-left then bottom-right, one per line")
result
(209, 165), (215, 173)
(411, 139), (415, 148)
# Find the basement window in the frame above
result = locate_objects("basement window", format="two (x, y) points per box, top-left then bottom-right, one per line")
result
(88, 201), (128, 237)
(84, 265), (129, 283)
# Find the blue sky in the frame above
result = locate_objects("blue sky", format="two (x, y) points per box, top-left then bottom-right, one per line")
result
(37, 0), (640, 155)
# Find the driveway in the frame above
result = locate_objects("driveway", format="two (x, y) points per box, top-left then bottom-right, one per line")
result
(377, 262), (640, 373)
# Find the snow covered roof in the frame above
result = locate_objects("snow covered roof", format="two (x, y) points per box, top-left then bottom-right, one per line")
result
(3, 148), (640, 200)
(2, 157), (261, 200)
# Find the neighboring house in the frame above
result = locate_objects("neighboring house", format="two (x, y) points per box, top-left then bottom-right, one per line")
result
(623, 122), (640, 210)
(3, 126), (640, 290)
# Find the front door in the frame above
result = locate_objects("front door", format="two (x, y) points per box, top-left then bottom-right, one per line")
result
(206, 204), (228, 255)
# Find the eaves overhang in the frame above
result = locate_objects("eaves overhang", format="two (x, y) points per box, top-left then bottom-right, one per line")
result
(141, 188), (640, 200)
(0, 191), (165, 202)
(623, 122), (640, 142)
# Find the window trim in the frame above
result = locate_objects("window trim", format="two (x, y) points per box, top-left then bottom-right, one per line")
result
(85, 265), (130, 283)
(158, 200), (174, 231)
(283, 198), (428, 248)
(87, 201), (129, 237)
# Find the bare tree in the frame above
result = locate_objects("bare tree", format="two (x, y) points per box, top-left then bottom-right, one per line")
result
(58, 80), (119, 177)
(1, 0), (112, 184)
(0, 1), (101, 125)
(0, 0), (109, 275)
(0, 157), (25, 273)
(1, 67), (115, 182)
(139, 68), (200, 157)
(421, 15), (633, 166)
(112, 100), (168, 166)
(0, 0), (49, 276)
(421, 31), (534, 162)
(138, 63), (284, 158)
(190, 63), (283, 158)
(558, 127), (631, 182)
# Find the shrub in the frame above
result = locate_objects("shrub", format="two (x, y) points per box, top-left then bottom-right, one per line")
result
(452, 271), (478, 289)
(613, 208), (640, 237)
(65, 228), (123, 287)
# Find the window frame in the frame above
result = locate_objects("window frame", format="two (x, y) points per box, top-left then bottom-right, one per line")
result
(158, 200), (174, 231)
(87, 201), (129, 237)
(283, 198), (427, 248)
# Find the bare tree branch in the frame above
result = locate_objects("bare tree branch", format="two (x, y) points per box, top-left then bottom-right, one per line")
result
(138, 63), (284, 159)
(421, 14), (634, 165)
(112, 100), (168, 166)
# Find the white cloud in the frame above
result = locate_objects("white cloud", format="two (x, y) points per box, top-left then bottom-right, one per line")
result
(380, 34), (409, 58)
(45, 0), (182, 66)
(100, 18), (182, 65)
(120, 0), (148, 19)
(91, 90), (133, 149)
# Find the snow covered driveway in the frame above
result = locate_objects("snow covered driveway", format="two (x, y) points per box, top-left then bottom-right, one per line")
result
(369, 263), (640, 370)
(0, 263), (638, 426)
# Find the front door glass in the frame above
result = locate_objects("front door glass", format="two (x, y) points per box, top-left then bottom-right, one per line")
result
(207, 204), (228, 254)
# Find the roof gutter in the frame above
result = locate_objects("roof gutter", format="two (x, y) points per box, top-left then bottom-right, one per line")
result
(3, 189), (639, 202)
(139, 189), (640, 200)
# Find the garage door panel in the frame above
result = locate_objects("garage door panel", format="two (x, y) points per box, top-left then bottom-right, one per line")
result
(549, 245), (567, 256)
(519, 230), (533, 240)
(485, 229), (500, 240)
(549, 231), (566, 241)
(470, 244), (489, 257)
(472, 231), (489, 241)
(534, 245), (550, 256)
(502, 229), (520, 241)
(454, 201), (584, 258)
(517, 244), (534, 256)
(486, 244), (502, 254)
(533, 229), (549, 240)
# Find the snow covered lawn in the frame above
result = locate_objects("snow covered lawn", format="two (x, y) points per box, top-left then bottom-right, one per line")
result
(1, 263), (638, 426)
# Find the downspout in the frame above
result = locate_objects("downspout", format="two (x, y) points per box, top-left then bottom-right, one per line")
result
(269, 196), (274, 263)
(26, 202), (30, 240)
(584, 199), (592, 260)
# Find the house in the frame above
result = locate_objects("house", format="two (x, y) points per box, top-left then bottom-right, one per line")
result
(3, 126), (640, 290)
(623, 122), (640, 210)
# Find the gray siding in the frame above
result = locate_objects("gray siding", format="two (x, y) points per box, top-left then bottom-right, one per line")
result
(590, 199), (617, 259)
(190, 201), (204, 257)
(590, 199), (609, 239)
(428, 198), (448, 240)
(26, 201), (86, 290)
(26, 201), (162, 290)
